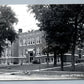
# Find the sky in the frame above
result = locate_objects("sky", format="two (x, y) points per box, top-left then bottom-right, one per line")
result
(8, 5), (39, 32)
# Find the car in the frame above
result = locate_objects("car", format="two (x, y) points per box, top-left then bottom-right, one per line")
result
(32, 60), (40, 64)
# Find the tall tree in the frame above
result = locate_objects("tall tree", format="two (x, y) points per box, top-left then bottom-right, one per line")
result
(0, 5), (18, 57)
(28, 5), (74, 70)
(28, 5), (84, 71)
(63, 5), (84, 70)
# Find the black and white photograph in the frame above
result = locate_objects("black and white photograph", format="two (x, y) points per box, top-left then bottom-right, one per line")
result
(0, 4), (84, 80)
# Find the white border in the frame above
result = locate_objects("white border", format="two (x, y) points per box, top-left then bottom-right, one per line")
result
(0, 0), (84, 4)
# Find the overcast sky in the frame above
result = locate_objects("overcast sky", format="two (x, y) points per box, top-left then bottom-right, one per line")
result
(8, 5), (39, 32)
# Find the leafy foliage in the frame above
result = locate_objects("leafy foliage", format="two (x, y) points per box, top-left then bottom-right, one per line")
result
(28, 5), (84, 70)
(0, 5), (18, 56)
(28, 5), (74, 53)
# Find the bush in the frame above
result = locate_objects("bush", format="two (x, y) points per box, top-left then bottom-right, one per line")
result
(13, 61), (18, 64)
(32, 60), (40, 64)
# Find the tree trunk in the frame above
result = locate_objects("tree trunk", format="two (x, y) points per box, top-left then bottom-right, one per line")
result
(0, 52), (1, 57)
(79, 43), (82, 59)
(60, 53), (64, 71)
(0, 45), (2, 57)
(0, 45), (2, 64)
(71, 45), (75, 71)
(71, 16), (78, 71)
(54, 51), (57, 66)
(47, 53), (49, 67)
(0, 53), (1, 64)
(79, 49), (81, 59)
(11, 42), (12, 64)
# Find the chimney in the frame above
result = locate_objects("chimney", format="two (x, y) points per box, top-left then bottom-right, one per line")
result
(18, 29), (22, 33)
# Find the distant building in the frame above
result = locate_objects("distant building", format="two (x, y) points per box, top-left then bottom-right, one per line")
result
(1, 29), (84, 65)
(18, 29), (54, 64)
(0, 29), (54, 65)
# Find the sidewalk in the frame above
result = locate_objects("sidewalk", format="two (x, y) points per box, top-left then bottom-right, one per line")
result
(0, 70), (84, 80)
(0, 63), (84, 80)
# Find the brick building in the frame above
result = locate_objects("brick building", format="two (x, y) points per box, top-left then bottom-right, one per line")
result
(0, 29), (54, 65)
(18, 29), (54, 64)
(1, 29), (84, 65)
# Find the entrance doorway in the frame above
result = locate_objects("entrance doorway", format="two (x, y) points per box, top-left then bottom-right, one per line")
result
(29, 51), (33, 62)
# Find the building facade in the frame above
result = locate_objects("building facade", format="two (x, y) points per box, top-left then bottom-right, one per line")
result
(18, 29), (54, 64)
(1, 29), (84, 65)
(0, 29), (54, 65)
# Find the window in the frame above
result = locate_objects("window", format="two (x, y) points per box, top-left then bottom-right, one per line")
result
(29, 38), (32, 45)
(39, 40), (40, 43)
(31, 41), (32, 44)
(29, 42), (30, 44)
(36, 47), (40, 55)
(45, 58), (47, 62)
(27, 38), (29, 45)
(36, 37), (40, 44)
(51, 58), (53, 62)
(32, 38), (35, 45)
(23, 39), (26, 46)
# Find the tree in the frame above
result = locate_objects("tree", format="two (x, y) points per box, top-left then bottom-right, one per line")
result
(78, 24), (84, 59)
(42, 46), (49, 67)
(28, 5), (58, 66)
(62, 5), (84, 70)
(28, 5), (84, 71)
(0, 5), (18, 57)
(28, 5), (74, 70)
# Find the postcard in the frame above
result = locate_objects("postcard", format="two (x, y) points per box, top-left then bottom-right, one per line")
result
(0, 3), (84, 80)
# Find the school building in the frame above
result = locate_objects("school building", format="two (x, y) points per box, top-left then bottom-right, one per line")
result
(1, 29), (84, 65)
